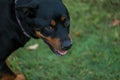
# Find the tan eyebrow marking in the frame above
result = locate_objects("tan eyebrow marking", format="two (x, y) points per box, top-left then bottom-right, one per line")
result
(51, 20), (56, 27)
(61, 16), (66, 22)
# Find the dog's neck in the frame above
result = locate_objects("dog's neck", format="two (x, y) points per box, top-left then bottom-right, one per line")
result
(15, 12), (31, 38)
(14, 0), (31, 38)
(7, 0), (31, 47)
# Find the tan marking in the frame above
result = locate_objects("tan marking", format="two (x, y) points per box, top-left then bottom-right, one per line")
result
(35, 31), (61, 50)
(51, 20), (56, 27)
(61, 16), (66, 22)
(1, 74), (16, 80)
(15, 74), (25, 80)
(47, 37), (61, 50)
(35, 31), (46, 39)
(1, 74), (25, 80)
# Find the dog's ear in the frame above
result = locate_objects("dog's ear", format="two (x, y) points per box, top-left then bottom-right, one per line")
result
(15, 0), (38, 18)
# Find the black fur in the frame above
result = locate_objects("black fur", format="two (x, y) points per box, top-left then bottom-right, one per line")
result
(0, 0), (72, 79)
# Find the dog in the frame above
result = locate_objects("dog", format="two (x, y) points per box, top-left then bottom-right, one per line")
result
(0, 0), (72, 80)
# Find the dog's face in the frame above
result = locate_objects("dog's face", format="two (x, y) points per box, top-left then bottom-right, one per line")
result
(15, 0), (72, 55)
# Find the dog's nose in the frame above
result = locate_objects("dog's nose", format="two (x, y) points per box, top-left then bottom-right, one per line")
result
(61, 40), (72, 50)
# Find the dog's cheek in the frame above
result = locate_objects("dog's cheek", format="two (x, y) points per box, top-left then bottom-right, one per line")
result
(35, 31), (61, 50)
(46, 37), (61, 50)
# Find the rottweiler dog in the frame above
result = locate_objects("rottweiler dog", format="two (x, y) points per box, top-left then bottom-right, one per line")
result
(0, 0), (72, 80)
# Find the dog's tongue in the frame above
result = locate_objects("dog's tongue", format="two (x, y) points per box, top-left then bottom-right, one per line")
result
(57, 50), (68, 55)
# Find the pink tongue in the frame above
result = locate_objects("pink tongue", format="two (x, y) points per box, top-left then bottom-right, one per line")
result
(57, 50), (68, 55)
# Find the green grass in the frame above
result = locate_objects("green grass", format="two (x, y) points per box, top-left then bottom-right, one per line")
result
(9, 0), (120, 80)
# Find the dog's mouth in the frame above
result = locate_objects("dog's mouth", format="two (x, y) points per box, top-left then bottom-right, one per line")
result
(44, 40), (68, 56)
(35, 31), (69, 56)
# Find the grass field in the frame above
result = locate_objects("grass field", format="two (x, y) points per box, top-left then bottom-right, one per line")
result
(9, 0), (120, 80)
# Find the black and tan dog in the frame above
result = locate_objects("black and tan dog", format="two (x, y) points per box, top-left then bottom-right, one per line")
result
(0, 0), (72, 80)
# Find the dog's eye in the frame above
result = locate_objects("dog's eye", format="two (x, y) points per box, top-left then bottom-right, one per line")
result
(41, 26), (54, 36)
(61, 16), (70, 27)
(45, 26), (54, 32)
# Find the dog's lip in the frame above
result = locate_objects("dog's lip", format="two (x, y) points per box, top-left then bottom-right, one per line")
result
(55, 50), (68, 56)
(44, 40), (68, 56)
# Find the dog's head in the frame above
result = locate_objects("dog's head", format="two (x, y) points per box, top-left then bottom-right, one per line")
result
(15, 0), (72, 56)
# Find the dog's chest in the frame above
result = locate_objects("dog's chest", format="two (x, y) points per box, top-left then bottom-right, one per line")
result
(0, 33), (29, 54)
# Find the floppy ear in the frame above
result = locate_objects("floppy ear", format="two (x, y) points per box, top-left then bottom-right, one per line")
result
(15, 0), (38, 18)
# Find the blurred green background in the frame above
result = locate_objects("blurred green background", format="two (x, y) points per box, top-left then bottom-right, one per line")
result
(9, 0), (120, 80)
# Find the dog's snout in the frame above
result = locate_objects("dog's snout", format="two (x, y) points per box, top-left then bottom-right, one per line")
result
(61, 40), (72, 50)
